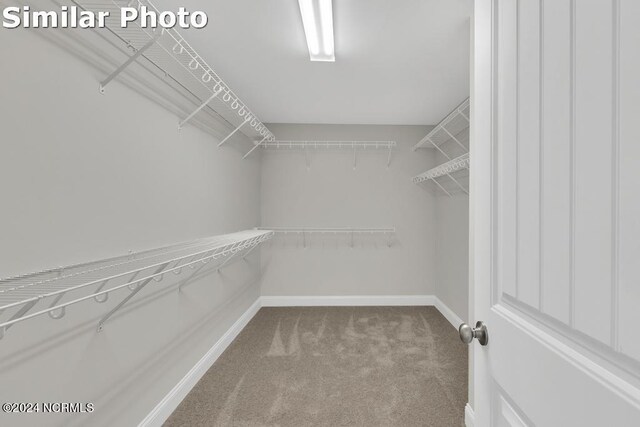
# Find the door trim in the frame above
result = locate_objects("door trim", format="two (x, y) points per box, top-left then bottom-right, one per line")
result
(465, 403), (476, 427)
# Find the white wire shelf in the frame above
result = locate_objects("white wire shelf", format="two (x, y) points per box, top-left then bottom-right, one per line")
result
(412, 154), (470, 196)
(76, 0), (275, 145)
(413, 98), (470, 152)
(257, 227), (395, 234)
(253, 140), (397, 168)
(413, 153), (470, 183)
(256, 227), (395, 247)
(0, 230), (273, 338)
(260, 141), (396, 150)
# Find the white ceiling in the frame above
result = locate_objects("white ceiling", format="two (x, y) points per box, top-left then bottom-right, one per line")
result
(155, 0), (472, 125)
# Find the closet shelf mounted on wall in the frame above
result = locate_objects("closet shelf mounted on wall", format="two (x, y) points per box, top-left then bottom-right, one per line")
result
(256, 227), (395, 248)
(0, 230), (273, 339)
(250, 140), (397, 168)
(413, 97), (470, 196)
(412, 153), (469, 196)
(259, 141), (396, 149)
(79, 0), (275, 145)
(413, 98), (470, 153)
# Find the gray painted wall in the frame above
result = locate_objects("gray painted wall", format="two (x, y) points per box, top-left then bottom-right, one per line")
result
(259, 123), (438, 297)
(436, 195), (470, 322)
(0, 28), (262, 427)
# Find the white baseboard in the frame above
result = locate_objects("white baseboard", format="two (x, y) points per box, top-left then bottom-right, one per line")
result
(260, 295), (436, 307)
(465, 403), (475, 427)
(434, 297), (464, 329)
(261, 295), (464, 329)
(138, 298), (262, 427)
(142, 294), (466, 426)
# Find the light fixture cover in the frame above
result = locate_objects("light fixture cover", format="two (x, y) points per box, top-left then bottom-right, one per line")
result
(298, 0), (335, 62)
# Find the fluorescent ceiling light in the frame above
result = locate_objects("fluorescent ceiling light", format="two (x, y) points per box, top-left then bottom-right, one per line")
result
(298, 0), (335, 62)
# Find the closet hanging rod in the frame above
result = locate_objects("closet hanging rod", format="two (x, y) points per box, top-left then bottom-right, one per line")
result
(77, 0), (275, 143)
(0, 230), (273, 338)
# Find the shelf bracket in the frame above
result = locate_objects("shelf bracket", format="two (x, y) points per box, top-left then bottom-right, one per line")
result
(446, 173), (469, 195)
(431, 177), (452, 197)
(217, 241), (248, 272)
(242, 136), (269, 159)
(428, 138), (452, 160)
(441, 126), (467, 152)
(99, 33), (161, 94)
(178, 88), (224, 130)
(218, 117), (250, 147)
(215, 254), (234, 273)
(305, 146), (311, 170)
(387, 145), (393, 168)
(353, 147), (357, 170)
(242, 242), (259, 260)
(178, 252), (215, 292)
(458, 105), (470, 122)
(2, 300), (38, 336)
(97, 263), (169, 332)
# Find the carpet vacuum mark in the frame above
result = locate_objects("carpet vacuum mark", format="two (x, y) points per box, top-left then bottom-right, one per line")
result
(165, 306), (467, 426)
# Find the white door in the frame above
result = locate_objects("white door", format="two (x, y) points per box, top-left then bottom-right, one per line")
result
(469, 0), (640, 425)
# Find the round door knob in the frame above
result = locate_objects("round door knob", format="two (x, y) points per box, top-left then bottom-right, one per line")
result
(458, 321), (488, 346)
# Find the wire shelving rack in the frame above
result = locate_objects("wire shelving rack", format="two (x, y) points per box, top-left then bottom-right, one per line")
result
(412, 153), (470, 196)
(75, 0), (275, 145)
(254, 141), (397, 168)
(0, 230), (273, 338)
(413, 98), (470, 152)
(256, 227), (395, 248)
(413, 98), (470, 196)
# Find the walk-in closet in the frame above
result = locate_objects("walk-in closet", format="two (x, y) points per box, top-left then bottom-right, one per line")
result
(3, 0), (640, 426)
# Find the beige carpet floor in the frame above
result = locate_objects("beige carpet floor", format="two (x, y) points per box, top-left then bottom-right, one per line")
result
(165, 306), (468, 427)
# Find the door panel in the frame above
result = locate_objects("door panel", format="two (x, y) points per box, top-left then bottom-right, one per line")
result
(495, 0), (639, 366)
(493, 392), (528, 427)
(540, 0), (572, 325)
(618, 0), (640, 363)
(472, 0), (640, 425)
(573, 0), (614, 346)
(489, 305), (640, 426)
(515, 0), (541, 310)
(496, 0), (518, 301)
